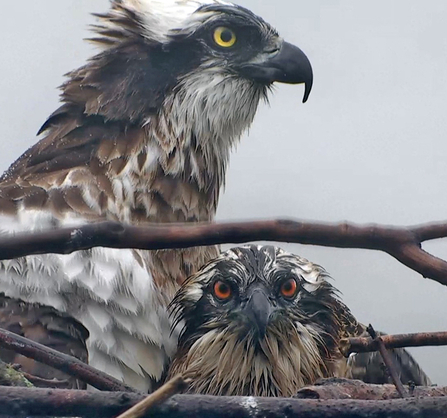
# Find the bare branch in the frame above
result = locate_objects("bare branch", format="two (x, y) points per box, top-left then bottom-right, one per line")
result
(2, 386), (447, 418)
(21, 372), (70, 388)
(0, 328), (136, 393)
(340, 331), (447, 357)
(295, 378), (447, 400)
(117, 375), (189, 418)
(412, 222), (447, 241)
(366, 325), (408, 398)
(1, 219), (447, 286)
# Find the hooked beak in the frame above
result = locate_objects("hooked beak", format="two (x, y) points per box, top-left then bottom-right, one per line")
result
(242, 287), (274, 338)
(239, 41), (313, 103)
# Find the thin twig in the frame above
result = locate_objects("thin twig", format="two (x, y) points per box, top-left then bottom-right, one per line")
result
(117, 375), (189, 418)
(0, 327), (136, 392)
(0, 219), (447, 286)
(21, 372), (70, 388)
(367, 325), (408, 398)
(339, 331), (447, 357)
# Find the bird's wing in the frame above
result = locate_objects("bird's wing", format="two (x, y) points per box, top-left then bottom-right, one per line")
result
(0, 294), (88, 389)
(344, 330), (432, 386)
(0, 102), (177, 391)
(335, 300), (431, 386)
(0, 101), (147, 220)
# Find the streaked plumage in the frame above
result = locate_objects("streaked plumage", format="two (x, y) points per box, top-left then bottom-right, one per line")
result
(169, 245), (431, 397)
(0, 1), (312, 390)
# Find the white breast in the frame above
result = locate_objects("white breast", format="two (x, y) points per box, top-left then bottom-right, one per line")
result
(0, 209), (177, 391)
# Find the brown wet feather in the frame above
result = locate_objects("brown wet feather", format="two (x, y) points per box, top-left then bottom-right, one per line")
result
(0, 294), (88, 389)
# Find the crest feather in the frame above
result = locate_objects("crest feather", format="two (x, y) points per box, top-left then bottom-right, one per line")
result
(117, 0), (233, 42)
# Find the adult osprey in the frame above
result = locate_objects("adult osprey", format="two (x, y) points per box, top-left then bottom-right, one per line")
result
(169, 245), (431, 396)
(0, 1), (312, 390)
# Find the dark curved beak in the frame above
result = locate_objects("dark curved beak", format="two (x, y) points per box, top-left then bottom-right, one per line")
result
(239, 41), (313, 103)
(242, 288), (274, 338)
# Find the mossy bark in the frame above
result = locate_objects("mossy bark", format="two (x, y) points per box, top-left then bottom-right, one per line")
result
(0, 361), (33, 387)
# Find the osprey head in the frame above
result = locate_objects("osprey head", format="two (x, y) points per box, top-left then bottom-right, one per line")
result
(169, 245), (343, 397)
(91, 0), (313, 122)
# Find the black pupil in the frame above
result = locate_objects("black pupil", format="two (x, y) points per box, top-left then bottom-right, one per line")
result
(221, 29), (233, 43)
(283, 281), (293, 292)
(219, 283), (229, 294)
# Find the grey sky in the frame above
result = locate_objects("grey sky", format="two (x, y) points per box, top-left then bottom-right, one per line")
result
(0, 1), (446, 384)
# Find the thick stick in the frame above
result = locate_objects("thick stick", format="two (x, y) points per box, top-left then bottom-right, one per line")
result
(295, 378), (447, 400)
(340, 331), (447, 357)
(0, 219), (447, 286)
(0, 327), (136, 393)
(1, 386), (447, 418)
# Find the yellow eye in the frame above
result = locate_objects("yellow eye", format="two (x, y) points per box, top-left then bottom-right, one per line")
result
(213, 27), (237, 48)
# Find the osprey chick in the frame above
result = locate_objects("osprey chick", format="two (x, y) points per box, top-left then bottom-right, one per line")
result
(169, 245), (431, 397)
(0, 1), (312, 390)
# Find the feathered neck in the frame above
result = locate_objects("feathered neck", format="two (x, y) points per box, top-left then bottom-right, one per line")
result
(87, 3), (268, 186)
(168, 321), (336, 397)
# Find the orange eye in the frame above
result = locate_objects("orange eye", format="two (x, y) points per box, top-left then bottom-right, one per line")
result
(213, 281), (232, 300)
(280, 279), (298, 299)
